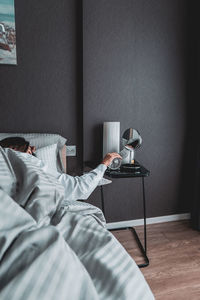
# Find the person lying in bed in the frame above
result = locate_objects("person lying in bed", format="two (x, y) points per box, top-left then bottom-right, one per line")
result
(0, 136), (121, 201)
(0, 137), (155, 300)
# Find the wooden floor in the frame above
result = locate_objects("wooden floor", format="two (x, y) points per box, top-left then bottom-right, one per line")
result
(112, 220), (200, 300)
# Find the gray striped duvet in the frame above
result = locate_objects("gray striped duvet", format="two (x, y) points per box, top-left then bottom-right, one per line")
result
(0, 147), (154, 300)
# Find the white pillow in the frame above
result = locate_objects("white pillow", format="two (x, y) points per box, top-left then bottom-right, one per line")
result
(0, 147), (17, 197)
(35, 144), (58, 173)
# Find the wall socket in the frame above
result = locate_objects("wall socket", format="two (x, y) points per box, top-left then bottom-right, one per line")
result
(66, 145), (76, 157)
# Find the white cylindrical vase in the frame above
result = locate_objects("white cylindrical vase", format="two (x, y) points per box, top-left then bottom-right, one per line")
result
(103, 122), (120, 157)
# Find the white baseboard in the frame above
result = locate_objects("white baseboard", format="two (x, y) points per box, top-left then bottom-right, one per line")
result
(106, 213), (191, 230)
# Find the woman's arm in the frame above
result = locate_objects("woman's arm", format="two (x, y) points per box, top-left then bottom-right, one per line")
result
(58, 152), (121, 201)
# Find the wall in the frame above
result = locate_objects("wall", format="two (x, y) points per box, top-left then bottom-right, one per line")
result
(83, 0), (190, 222)
(0, 0), (82, 173)
(0, 0), (191, 222)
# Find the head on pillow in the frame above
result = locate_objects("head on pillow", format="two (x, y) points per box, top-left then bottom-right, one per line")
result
(0, 137), (36, 155)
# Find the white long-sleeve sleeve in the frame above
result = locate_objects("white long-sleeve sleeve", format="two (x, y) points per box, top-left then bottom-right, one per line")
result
(57, 164), (107, 201)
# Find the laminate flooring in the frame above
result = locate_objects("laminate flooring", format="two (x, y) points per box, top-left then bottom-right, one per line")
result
(112, 220), (200, 300)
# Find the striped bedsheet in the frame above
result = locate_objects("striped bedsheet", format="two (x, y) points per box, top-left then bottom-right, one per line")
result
(0, 147), (154, 300)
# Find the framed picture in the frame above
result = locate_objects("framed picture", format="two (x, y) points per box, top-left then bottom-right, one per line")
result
(0, 0), (17, 65)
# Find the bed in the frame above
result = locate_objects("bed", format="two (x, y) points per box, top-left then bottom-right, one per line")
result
(0, 133), (154, 300)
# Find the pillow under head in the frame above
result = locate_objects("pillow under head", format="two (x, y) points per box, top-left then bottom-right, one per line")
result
(35, 144), (58, 173)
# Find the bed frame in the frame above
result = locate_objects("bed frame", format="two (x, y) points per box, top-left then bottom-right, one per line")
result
(61, 145), (67, 173)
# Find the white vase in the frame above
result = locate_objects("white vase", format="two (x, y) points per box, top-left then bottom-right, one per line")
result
(103, 122), (120, 157)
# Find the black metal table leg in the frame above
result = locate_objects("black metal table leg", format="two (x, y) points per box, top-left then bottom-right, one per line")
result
(100, 185), (105, 216)
(100, 177), (149, 268)
(109, 226), (149, 268)
(142, 177), (147, 253)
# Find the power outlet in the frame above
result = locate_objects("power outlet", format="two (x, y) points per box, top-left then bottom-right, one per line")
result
(66, 145), (76, 157)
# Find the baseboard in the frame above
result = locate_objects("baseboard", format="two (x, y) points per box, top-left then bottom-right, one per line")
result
(106, 213), (191, 230)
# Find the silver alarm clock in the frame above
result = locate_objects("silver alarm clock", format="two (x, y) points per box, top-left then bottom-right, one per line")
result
(108, 157), (121, 170)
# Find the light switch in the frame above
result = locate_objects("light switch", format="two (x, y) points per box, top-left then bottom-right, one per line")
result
(66, 145), (76, 157)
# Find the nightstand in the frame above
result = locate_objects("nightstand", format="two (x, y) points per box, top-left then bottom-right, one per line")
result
(101, 161), (150, 268)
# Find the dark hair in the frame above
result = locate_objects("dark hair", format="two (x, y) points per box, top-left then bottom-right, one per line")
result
(0, 137), (30, 152)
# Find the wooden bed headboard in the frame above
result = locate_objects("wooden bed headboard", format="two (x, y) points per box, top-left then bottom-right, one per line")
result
(61, 145), (67, 173)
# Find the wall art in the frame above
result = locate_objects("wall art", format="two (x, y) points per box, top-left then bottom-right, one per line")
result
(0, 0), (17, 65)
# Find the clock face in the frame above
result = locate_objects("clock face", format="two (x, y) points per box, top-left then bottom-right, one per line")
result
(108, 157), (121, 170)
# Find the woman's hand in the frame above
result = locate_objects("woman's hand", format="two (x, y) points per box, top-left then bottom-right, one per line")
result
(101, 152), (122, 167)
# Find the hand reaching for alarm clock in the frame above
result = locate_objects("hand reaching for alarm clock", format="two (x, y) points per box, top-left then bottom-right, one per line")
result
(101, 152), (122, 167)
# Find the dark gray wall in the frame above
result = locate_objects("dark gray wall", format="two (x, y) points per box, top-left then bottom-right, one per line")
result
(83, 0), (189, 222)
(0, 0), (191, 222)
(0, 0), (82, 173)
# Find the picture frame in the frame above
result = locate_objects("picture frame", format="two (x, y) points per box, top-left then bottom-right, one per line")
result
(0, 0), (17, 65)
